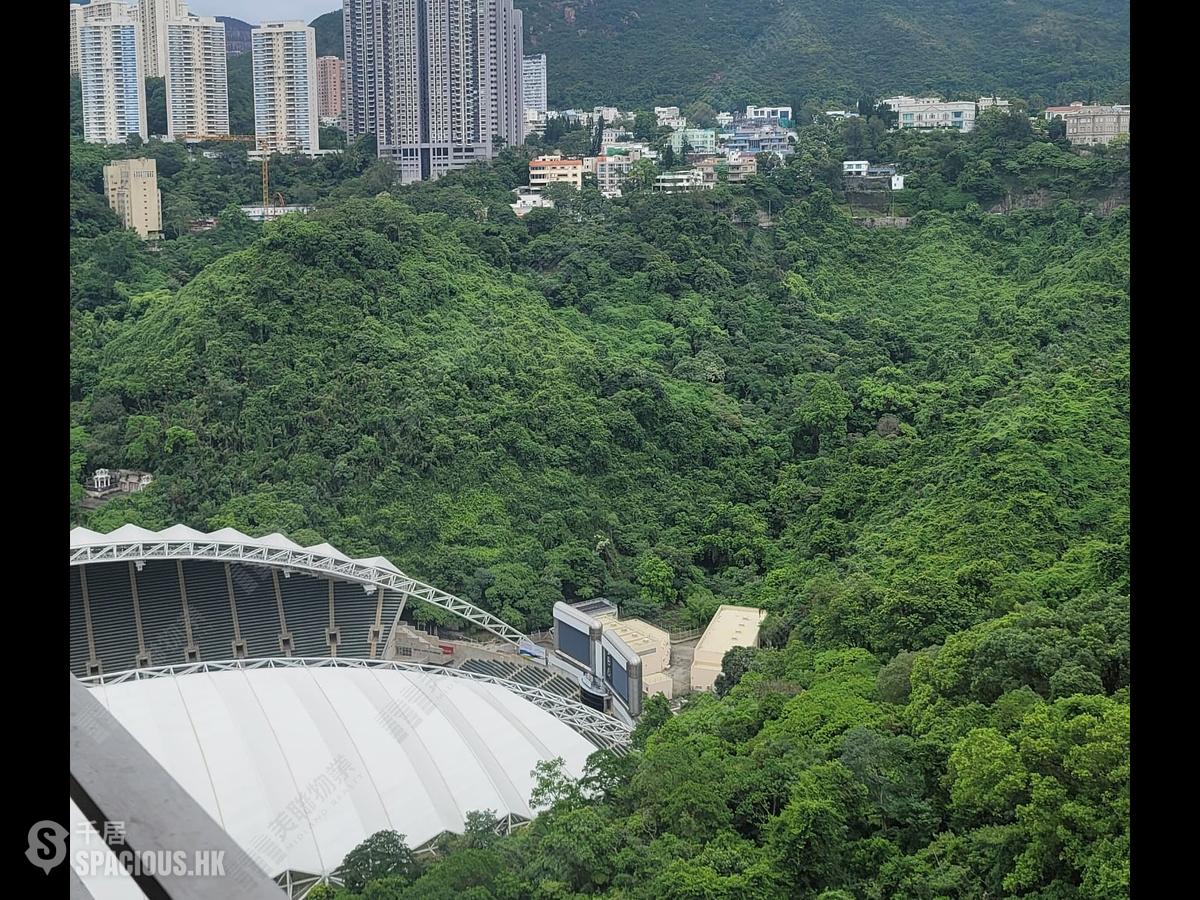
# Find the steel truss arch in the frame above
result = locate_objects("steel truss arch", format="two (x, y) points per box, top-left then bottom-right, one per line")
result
(81, 656), (634, 751)
(70, 537), (528, 645)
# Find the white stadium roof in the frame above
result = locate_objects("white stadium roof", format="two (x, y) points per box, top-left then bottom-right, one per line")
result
(72, 661), (596, 894)
(69, 524), (526, 644)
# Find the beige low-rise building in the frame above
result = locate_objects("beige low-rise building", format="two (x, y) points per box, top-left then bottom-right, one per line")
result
(644, 672), (673, 700)
(690, 605), (768, 692)
(529, 155), (585, 191)
(1060, 104), (1130, 146)
(695, 152), (757, 184)
(596, 613), (671, 678)
(103, 158), (163, 239)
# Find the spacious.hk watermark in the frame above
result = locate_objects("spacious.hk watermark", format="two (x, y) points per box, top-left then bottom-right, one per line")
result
(25, 819), (224, 878)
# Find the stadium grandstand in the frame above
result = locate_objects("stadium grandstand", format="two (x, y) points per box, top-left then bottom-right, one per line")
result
(70, 525), (633, 897)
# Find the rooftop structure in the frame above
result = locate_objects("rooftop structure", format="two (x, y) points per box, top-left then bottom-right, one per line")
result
(69, 523), (536, 680)
(595, 612), (671, 677)
(1043, 101), (1086, 120)
(690, 605), (768, 692)
(239, 204), (316, 221)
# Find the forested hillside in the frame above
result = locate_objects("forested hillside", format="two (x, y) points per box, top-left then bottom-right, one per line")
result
(528, 0), (1130, 108)
(69, 105), (1129, 894)
(308, 1), (1130, 109)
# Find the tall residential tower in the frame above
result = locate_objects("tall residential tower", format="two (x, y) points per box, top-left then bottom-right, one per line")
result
(317, 55), (344, 123)
(70, 1), (133, 75)
(165, 16), (229, 138)
(251, 21), (320, 153)
(79, 5), (148, 144)
(341, 0), (381, 141)
(522, 53), (546, 114)
(139, 0), (189, 78)
(104, 157), (163, 239)
(344, 0), (525, 184)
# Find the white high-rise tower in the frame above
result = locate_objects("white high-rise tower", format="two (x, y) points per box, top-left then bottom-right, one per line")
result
(522, 53), (547, 114)
(79, 5), (148, 144)
(165, 16), (229, 138)
(252, 21), (320, 153)
(139, 0), (190, 78)
(70, 1), (134, 75)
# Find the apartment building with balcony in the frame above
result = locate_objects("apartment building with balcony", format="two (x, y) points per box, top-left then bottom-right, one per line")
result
(165, 16), (229, 139)
(252, 21), (320, 153)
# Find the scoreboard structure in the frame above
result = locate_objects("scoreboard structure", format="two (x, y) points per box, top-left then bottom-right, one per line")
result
(553, 600), (643, 719)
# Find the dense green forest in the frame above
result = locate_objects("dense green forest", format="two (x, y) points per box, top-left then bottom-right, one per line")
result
(70, 103), (1129, 894)
(307, 1), (1129, 111)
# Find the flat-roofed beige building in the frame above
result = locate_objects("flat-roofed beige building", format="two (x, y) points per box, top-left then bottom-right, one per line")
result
(690, 604), (768, 692)
(529, 155), (585, 191)
(1061, 104), (1130, 146)
(644, 672), (673, 700)
(596, 613), (671, 678)
(103, 158), (163, 239)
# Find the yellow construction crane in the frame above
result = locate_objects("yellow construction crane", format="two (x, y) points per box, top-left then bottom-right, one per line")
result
(178, 134), (293, 210)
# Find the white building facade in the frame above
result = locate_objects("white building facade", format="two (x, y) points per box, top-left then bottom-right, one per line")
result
(896, 99), (976, 133)
(165, 16), (229, 139)
(523, 53), (547, 114)
(977, 96), (1010, 110)
(139, 0), (189, 78)
(745, 104), (792, 124)
(654, 169), (711, 193)
(71, 0), (134, 75)
(252, 21), (320, 153)
(79, 7), (148, 144)
(654, 106), (687, 129)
